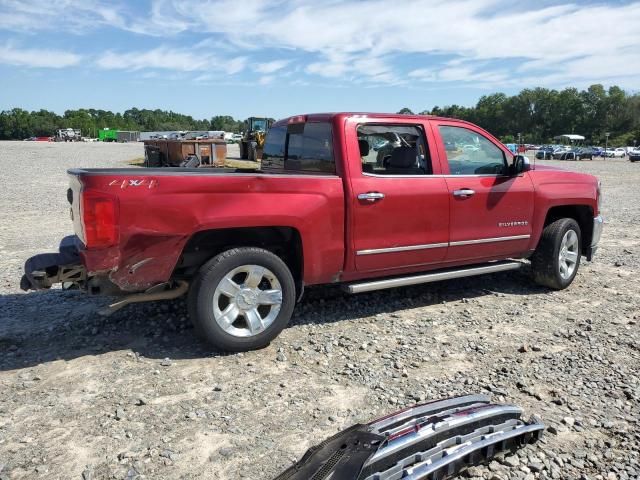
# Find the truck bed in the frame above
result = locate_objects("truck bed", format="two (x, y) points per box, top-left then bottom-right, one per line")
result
(67, 167), (346, 291)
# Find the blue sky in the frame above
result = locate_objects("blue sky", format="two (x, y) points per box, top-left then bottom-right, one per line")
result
(1, 0), (639, 120)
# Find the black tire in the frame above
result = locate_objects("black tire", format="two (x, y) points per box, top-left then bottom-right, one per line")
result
(188, 247), (296, 352)
(239, 141), (248, 159)
(248, 143), (255, 162)
(531, 218), (582, 290)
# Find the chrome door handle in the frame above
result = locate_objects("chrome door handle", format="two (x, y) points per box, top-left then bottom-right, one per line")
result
(453, 189), (475, 198)
(358, 192), (385, 202)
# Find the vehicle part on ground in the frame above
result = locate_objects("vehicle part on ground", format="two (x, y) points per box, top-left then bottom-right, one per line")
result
(97, 281), (189, 316)
(531, 218), (582, 289)
(344, 260), (522, 294)
(274, 394), (544, 480)
(21, 235), (85, 291)
(187, 247), (295, 351)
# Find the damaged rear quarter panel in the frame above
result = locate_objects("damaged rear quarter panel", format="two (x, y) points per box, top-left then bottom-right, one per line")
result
(78, 171), (345, 291)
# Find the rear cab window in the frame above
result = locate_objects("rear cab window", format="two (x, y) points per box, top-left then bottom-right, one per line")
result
(262, 121), (335, 173)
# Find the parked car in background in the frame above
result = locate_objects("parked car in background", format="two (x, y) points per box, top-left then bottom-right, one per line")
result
(555, 149), (590, 161)
(535, 146), (554, 159)
(591, 147), (604, 157)
(552, 147), (573, 159)
(575, 147), (594, 160)
(605, 148), (627, 158)
(629, 148), (640, 162)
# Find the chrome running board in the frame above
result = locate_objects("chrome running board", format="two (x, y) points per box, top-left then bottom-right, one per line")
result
(273, 395), (544, 480)
(344, 261), (522, 294)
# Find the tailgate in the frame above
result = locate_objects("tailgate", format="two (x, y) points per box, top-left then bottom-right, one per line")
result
(68, 171), (85, 245)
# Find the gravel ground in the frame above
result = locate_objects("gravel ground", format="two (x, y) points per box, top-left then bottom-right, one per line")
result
(0, 141), (638, 480)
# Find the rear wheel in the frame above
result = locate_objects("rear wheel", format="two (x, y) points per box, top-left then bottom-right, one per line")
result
(188, 247), (296, 351)
(531, 218), (581, 289)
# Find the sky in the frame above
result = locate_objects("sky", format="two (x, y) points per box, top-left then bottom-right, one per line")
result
(1, 0), (639, 120)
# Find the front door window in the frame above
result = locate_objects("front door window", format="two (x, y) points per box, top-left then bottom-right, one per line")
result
(438, 126), (507, 175)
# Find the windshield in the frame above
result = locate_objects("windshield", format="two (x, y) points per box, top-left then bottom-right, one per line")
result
(251, 118), (268, 131)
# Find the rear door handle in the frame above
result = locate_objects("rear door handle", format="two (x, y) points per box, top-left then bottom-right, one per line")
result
(452, 189), (475, 198)
(358, 192), (385, 202)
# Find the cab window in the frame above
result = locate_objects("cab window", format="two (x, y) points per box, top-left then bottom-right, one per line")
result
(357, 124), (431, 175)
(262, 122), (334, 173)
(438, 125), (507, 175)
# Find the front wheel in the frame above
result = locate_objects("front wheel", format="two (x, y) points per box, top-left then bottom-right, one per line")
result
(531, 218), (582, 289)
(188, 247), (296, 351)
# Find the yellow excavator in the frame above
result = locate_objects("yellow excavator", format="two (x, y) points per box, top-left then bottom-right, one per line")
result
(239, 117), (272, 161)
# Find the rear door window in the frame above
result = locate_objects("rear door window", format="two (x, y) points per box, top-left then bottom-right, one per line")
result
(357, 124), (431, 175)
(262, 122), (334, 173)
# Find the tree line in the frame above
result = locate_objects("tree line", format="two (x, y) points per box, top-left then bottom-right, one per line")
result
(1, 84), (638, 145)
(0, 108), (247, 140)
(399, 84), (639, 146)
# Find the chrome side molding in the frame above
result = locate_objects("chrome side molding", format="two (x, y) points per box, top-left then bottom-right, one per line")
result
(344, 260), (522, 294)
(356, 235), (530, 256)
(449, 234), (530, 247)
(357, 242), (448, 256)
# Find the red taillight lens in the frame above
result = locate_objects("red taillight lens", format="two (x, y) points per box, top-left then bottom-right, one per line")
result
(81, 190), (118, 248)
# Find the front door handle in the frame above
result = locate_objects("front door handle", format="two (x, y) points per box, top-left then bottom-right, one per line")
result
(358, 192), (385, 202)
(452, 189), (475, 198)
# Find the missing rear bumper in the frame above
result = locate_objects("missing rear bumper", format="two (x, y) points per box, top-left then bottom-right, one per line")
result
(21, 235), (86, 291)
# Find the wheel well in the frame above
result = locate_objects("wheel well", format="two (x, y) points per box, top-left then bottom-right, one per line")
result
(174, 226), (303, 291)
(544, 205), (593, 254)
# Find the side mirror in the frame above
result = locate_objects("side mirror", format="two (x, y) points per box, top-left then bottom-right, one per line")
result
(512, 155), (531, 174)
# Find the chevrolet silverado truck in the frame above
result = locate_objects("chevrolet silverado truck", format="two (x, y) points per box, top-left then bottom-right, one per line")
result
(22, 113), (603, 352)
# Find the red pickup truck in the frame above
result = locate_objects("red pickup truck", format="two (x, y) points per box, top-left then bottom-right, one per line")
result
(22, 113), (603, 352)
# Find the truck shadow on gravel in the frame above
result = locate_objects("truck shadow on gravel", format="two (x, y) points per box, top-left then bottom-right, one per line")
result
(0, 268), (546, 372)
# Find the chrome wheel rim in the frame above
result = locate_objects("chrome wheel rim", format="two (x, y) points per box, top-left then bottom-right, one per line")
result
(213, 265), (282, 337)
(558, 229), (579, 280)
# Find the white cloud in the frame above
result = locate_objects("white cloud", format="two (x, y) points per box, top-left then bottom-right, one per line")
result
(227, 56), (248, 75)
(254, 59), (290, 74)
(0, 43), (81, 68)
(0, 0), (133, 34)
(96, 47), (247, 75)
(258, 75), (275, 85)
(2, 0), (640, 88)
(142, 0), (640, 87)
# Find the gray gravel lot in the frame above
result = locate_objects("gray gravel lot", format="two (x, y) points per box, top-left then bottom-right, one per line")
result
(0, 141), (638, 480)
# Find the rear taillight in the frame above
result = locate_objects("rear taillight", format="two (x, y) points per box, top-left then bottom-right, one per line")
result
(81, 190), (118, 248)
